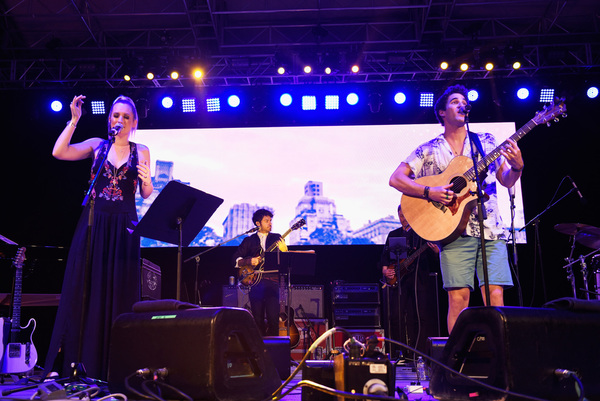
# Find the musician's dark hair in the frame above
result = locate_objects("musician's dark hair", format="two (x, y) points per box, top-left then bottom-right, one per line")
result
(434, 84), (469, 126)
(253, 208), (273, 226)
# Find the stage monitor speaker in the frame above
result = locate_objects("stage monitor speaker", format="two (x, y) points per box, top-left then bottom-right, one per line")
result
(430, 306), (600, 401)
(108, 306), (281, 401)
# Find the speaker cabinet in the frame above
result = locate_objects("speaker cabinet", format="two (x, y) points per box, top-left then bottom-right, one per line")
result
(291, 285), (324, 318)
(108, 307), (281, 400)
(222, 285), (250, 309)
(430, 306), (600, 401)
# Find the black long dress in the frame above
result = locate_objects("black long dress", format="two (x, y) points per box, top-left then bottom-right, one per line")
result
(44, 141), (142, 380)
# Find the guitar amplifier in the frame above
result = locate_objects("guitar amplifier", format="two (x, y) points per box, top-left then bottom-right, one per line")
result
(332, 283), (380, 304)
(332, 306), (381, 328)
(222, 285), (250, 310)
(141, 258), (161, 300)
(291, 285), (324, 318)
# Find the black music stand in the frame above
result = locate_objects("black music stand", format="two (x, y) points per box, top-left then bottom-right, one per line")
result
(264, 251), (316, 338)
(132, 181), (223, 301)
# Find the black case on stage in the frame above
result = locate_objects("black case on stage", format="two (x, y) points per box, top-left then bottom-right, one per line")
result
(108, 306), (281, 401)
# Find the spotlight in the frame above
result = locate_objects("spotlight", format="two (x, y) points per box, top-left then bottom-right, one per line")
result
(182, 98), (196, 113)
(206, 98), (221, 112)
(351, 65), (360, 73)
(539, 89), (555, 103)
(346, 93), (359, 106)
(467, 90), (479, 102)
(170, 71), (179, 80)
(587, 86), (599, 99)
(124, 74), (131, 81)
(227, 95), (241, 108)
(303, 66), (312, 74)
(161, 96), (174, 109)
(419, 93), (434, 107)
(394, 92), (407, 105)
(277, 67), (286, 75)
(193, 69), (203, 79)
(512, 61), (521, 70)
(280, 93), (293, 107)
(485, 62), (494, 71)
(325, 95), (339, 110)
(147, 72), (155, 80)
(324, 67), (332, 75)
(459, 63), (469, 72)
(517, 88), (530, 100)
(50, 100), (63, 112)
(90, 101), (105, 115)
(440, 61), (449, 70)
(301, 96), (317, 110)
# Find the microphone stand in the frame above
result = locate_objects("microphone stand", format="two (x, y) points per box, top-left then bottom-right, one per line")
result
(508, 187), (523, 306)
(465, 113), (491, 306)
(184, 228), (257, 304)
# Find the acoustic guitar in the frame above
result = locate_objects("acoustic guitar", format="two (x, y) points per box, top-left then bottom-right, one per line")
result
(401, 99), (566, 244)
(238, 218), (306, 287)
(1, 247), (39, 374)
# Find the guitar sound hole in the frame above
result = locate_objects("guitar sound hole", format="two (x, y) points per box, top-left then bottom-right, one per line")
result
(450, 176), (467, 193)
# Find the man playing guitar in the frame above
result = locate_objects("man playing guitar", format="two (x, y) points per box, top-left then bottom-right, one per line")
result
(233, 209), (288, 336)
(389, 84), (524, 334)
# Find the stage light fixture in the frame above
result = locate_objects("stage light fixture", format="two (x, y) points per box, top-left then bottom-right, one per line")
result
(147, 72), (155, 80)
(227, 95), (241, 108)
(161, 96), (174, 109)
(512, 61), (521, 70)
(301, 96), (317, 110)
(91, 101), (105, 115)
(539, 88), (554, 103)
(182, 98), (196, 113)
(440, 61), (449, 70)
(394, 92), (407, 104)
(325, 95), (339, 110)
(485, 62), (494, 71)
(346, 93), (359, 106)
(419, 93), (434, 107)
(587, 86), (599, 99)
(206, 98), (221, 112)
(467, 90), (479, 102)
(50, 100), (63, 112)
(277, 67), (286, 75)
(124, 75), (131, 82)
(351, 65), (360, 73)
(517, 88), (530, 100)
(193, 69), (203, 79)
(324, 67), (332, 75)
(280, 93), (293, 107)
(303, 66), (312, 74)
(460, 63), (469, 72)
(170, 71), (179, 80)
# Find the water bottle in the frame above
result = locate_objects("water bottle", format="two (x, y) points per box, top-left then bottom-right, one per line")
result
(416, 356), (427, 382)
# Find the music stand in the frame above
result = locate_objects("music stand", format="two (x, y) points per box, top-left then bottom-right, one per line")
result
(132, 181), (223, 301)
(263, 251), (316, 338)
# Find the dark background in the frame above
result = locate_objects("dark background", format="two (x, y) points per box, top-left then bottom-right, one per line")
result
(1, 77), (598, 366)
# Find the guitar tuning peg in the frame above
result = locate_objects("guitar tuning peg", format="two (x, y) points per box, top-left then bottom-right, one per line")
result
(562, 113), (567, 118)
(554, 117), (560, 123)
(546, 122), (552, 127)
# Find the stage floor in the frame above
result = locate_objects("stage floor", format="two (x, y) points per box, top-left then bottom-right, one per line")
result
(0, 362), (432, 401)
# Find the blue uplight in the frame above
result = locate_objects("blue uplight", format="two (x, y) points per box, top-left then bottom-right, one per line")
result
(517, 88), (530, 100)
(394, 92), (407, 105)
(161, 97), (174, 109)
(228, 95), (241, 108)
(280, 93), (293, 107)
(346, 93), (359, 106)
(50, 100), (63, 112)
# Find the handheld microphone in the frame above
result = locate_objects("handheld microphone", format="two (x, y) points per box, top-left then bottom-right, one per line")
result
(109, 122), (123, 136)
(459, 104), (472, 114)
(567, 176), (586, 204)
(245, 226), (259, 234)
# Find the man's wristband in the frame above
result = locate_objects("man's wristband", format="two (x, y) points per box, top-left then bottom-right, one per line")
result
(511, 166), (523, 172)
(423, 186), (430, 199)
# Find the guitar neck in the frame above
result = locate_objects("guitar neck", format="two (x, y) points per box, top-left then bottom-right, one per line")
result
(266, 228), (292, 253)
(10, 247), (26, 342)
(465, 119), (537, 181)
(401, 242), (429, 267)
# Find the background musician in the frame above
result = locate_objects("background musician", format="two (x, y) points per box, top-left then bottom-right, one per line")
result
(232, 209), (288, 336)
(389, 84), (524, 333)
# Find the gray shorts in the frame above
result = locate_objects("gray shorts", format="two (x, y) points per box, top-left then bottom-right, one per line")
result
(440, 236), (513, 290)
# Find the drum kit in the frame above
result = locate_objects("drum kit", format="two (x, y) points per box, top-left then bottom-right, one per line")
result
(555, 223), (600, 299)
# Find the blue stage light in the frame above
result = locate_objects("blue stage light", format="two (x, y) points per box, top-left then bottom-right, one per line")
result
(280, 93), (293, 107)
(346, 93), (359, 106)
(467, 90), (479, 102)
(302, 96), (317, 110)
(90, 101), (105, 115)
(419, 93), (434, 107)
(325, 95), (339, 110)
(517, 88), (530, 100)
(539, 88), (554, 103)
(161, 97), (174, 109)
(394, 92), (406, 105)
(227, 95), (241, 108)
(206, 97), (221, 112)
(50, 100), (63, 112)
(182, 98), (196, 113)
(587, 86), (599, 99)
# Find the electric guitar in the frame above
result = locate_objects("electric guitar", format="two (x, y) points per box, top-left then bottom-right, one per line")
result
(1, 247), (38, 374)
(383, 241), (430, 288)
(238, 218), (306, 287)
(401, 98), (566, 244)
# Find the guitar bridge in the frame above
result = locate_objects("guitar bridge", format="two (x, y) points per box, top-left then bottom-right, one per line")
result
(431, 200), (448, 213)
